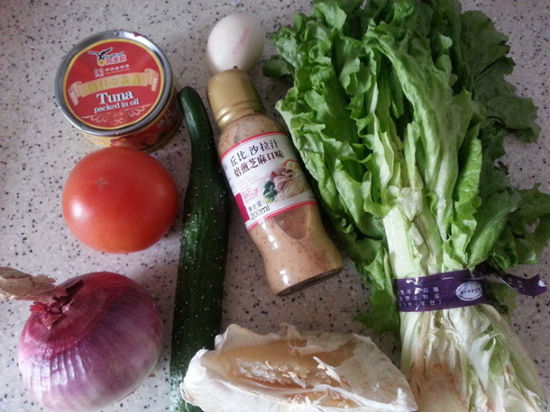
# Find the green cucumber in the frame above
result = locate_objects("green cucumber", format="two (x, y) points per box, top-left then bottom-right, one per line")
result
(169, 87), (230, 412)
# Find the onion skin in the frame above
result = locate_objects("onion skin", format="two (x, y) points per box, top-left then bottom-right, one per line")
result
(17, 272), (163, 412)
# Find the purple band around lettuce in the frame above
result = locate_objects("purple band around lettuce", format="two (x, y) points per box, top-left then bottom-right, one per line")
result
(395, 264), (547, 312)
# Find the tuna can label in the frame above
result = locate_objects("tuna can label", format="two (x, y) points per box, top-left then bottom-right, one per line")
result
(220, 132), (317, 230)
(62, 39), (164, 130)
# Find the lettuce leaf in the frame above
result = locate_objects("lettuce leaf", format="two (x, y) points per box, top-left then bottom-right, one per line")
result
(265, 0), (549, 409)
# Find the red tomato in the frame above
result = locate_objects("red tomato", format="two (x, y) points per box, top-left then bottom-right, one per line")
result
(62, 147), (178, 253)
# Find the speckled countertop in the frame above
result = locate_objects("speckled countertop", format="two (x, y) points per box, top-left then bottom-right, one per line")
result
(0, 1), (548, 411)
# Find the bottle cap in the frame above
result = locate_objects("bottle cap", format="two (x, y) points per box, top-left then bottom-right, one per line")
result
(206, 69), (263, 129)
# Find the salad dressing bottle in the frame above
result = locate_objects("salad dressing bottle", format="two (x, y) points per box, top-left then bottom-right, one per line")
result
(207, 69), (343, 295)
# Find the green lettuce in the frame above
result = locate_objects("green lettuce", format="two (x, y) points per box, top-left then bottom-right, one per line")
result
(265, 0), (549, 409)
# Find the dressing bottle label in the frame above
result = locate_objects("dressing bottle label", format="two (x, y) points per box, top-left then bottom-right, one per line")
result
(220, 132), (316, 230)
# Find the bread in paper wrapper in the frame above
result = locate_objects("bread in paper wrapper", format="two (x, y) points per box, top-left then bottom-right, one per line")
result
(180, 324), (417, 411)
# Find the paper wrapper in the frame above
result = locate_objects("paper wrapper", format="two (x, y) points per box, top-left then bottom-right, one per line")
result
(181, 324), (417, 412)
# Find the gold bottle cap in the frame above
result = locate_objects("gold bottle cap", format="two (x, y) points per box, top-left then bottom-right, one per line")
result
(207, 69), (264, 130)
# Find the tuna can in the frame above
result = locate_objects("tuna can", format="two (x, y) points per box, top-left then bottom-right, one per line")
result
(55, 30), (181, 151)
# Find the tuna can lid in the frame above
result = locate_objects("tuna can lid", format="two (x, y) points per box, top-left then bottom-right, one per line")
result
(54, 30), (173, 136)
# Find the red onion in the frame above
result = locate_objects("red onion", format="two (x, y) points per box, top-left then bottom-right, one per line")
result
(14, 271), (163, 412)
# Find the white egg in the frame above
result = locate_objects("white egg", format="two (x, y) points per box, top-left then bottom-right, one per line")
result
(181, 324), (418, 412)
(206, 14), (265, 74)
